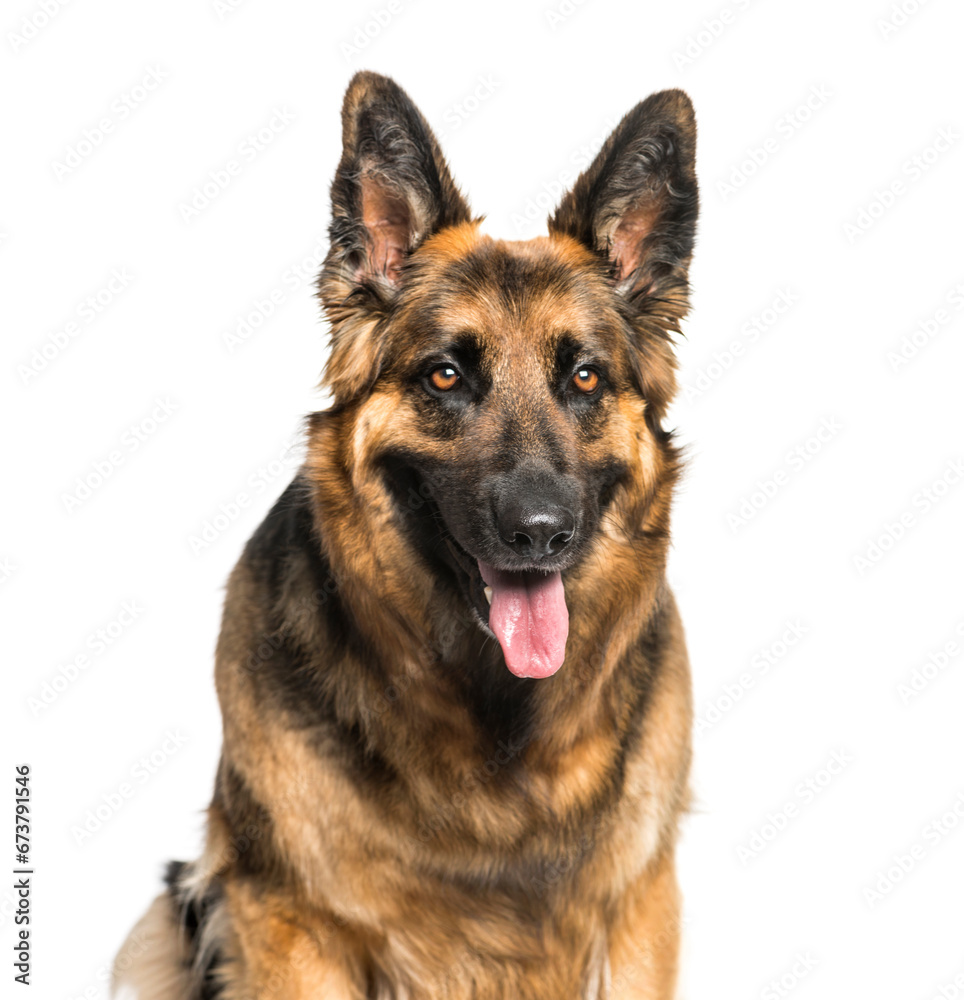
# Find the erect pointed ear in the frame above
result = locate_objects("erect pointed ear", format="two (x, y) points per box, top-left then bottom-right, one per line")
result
(549, 90), (698, 311)
(323, 71), (471, 296)
(319, 72), (471, 402)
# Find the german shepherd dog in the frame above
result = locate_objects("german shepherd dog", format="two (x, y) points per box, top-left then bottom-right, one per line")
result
(114, 72), (699, 1000)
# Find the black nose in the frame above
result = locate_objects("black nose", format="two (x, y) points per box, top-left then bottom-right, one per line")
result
(498, 503), (575, 558)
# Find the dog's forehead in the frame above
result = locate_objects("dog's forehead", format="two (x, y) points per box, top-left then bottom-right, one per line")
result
(401, 227), (614, 350)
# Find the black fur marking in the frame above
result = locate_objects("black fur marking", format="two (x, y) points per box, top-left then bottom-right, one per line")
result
(240, 480), (404, 794)
(164, 860), (224, 1000)
(243, 479), (377, 693)
(435, 241), (580, 316)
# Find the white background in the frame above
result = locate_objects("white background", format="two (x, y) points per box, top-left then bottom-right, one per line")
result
(3, 0), (963, 997)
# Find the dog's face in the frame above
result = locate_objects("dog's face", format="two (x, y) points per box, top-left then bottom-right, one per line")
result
(317, 73), (698, 679)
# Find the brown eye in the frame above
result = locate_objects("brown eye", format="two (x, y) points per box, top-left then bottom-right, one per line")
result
(429, 365), (461, 391)
(572, 367), (599, 394)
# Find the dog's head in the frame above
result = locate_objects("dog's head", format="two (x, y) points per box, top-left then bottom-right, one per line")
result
(315, 72), (698, 680)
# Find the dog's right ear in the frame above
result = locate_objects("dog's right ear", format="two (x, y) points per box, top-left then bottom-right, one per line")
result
(319, 72), (471, 403)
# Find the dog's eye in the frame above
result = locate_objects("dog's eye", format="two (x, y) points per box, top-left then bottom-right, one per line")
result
(429, 365), (461, 392)
(572, 367), (600, 394)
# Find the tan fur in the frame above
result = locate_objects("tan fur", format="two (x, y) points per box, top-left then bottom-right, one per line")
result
(112, 895), (194, 1000)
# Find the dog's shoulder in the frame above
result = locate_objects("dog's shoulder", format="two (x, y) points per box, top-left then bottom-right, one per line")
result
(240, 475), (324, 586)
(223, 473), (356, 655)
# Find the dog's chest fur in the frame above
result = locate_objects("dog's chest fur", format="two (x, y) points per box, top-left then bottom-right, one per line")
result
(186, 480), (689, 999)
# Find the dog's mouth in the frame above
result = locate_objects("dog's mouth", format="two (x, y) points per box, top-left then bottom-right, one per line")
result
(443, 537), (570, 680)
(379, 457), (578, 679)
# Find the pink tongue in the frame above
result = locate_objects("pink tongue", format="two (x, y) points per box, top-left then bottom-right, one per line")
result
(478, 561), (569, 679)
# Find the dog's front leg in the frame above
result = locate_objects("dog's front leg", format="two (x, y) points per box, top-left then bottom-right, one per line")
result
(606, 850), (683, 1000)
(219, 885), (366, 1000)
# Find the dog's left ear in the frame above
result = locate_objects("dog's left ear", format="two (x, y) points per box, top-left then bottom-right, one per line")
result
(549, 90), (698, 312)
(320, 72), (472, 402)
